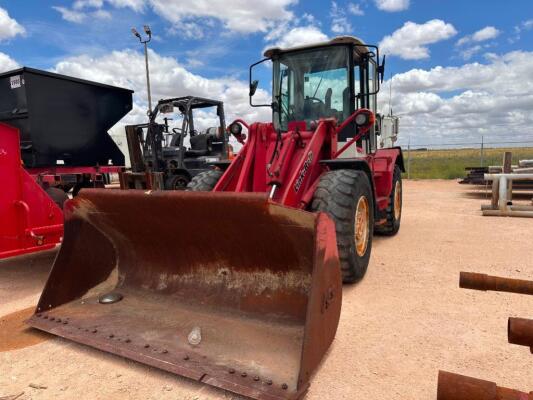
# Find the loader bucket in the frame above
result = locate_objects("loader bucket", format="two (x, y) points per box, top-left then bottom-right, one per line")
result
(28, 189), (342, 400)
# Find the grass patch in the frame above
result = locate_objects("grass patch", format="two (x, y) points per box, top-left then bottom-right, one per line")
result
(404, 147), (533, 179)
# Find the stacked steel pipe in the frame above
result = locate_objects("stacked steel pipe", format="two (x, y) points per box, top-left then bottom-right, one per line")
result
(437, 272), (532, 399)
(460, 272), (533, 352)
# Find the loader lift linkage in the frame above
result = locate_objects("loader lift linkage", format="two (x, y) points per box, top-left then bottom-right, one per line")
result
(29, 36), (404, 400)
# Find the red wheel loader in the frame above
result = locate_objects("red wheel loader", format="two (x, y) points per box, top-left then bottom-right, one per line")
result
(29, 36), (404, 399)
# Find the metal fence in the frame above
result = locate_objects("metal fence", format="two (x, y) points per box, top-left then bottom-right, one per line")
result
(399, 138), (533, 179)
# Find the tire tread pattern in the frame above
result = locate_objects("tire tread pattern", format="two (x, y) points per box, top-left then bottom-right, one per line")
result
(310, 169), (374, 283)
(186, 170), (223, 191)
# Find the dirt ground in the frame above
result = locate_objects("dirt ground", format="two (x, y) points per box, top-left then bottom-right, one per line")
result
(0, 180), (531, 400)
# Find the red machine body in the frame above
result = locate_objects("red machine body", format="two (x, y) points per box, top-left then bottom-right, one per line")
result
(0, 123), (125, 259)
(0, 123), (63, 259)
(215, 111), (402, 218)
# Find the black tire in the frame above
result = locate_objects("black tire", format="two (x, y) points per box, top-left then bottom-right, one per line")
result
(186, 170), (223, 191)
(375, 165), (402, 236)
(310, 170), (374, 283)
(45, 187), (69, 209)
(165, 173), (190, 190)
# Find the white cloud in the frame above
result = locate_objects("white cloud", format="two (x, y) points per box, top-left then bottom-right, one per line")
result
(459, 45), (482, 60)
(52, 49), (272, 128)
(348, 3), (364, 16)
(149, 0), (296, 35)
(457, 26), (500, 46)
(472, 26), (500, 42)
(511, 19), (533, 43)
(93, 9), (112, 19)
(53, 5), (113, 23)
(73, 0), (104, 9)
(379, 20), (457, 59)
(380, 51), (533, 143)
(265, 25), (328, 50)
(57, 0), (297, 35)
(0, 7), (25, 41)
(374, 0), (409, 12)
(0, 52), (19, 72)
(106, 0), (145, 11)
(53, 6), (86, 23)
(330, 2), (352, 34)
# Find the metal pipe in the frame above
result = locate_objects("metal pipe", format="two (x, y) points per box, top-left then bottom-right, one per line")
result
(437, 371), (532, 400)
(144, 41), (152, 113)
(499, 175), (508, 212)
(459, 272), (533, 296)
(482, 209), (533, 218)
(485, 173), (533, 180)
(508, 318), (533, 349)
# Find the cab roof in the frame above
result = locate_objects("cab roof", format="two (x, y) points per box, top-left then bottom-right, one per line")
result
(263, 36), (369, 58)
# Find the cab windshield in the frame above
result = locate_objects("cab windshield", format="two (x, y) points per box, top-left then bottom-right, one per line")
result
(273, 46), (351, 131)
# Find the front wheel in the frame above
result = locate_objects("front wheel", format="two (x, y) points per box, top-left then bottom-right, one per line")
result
(310, 170), (374, 283)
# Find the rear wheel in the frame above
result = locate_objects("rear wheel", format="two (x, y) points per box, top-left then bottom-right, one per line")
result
(375, 165), (402, 236)
(186, 170), (223, 191)
(165, 173), (190, 190)
(45, 187), (69, 209)
(310, 169), (374, 283)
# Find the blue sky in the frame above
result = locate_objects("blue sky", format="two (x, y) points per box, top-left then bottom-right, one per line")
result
(1, 0), (533, 145)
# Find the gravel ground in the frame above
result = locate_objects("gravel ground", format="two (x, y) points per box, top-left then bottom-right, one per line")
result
(0, 180), (531, 399)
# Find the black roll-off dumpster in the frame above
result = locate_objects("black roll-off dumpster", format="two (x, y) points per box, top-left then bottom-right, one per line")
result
(0, 67), (133, 167)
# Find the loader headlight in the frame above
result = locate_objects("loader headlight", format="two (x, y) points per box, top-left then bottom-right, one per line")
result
(229, 122), (242, 136)
(355, 112), (369, 126)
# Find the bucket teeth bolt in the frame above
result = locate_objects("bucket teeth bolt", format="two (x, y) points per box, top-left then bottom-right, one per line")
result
(109, 334), (114, 338)
(144, 344), (150, 348)
(241, 372), (247, 378)
(253, 376), (260, 382)
(282, 383), (288, 390)
(50, 317), (55, 321)
(266, 380), (273, 386)
(228, 369), (235, 374)
(183, 355), (189, 361)
(161, 349), (168, 354)
(92, 329), (97, 333)
(125, 338), (131, 343)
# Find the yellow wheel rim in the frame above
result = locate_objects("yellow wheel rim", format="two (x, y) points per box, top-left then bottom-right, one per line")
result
(394, 180), (402, 220)
(354, 196), (370, 257)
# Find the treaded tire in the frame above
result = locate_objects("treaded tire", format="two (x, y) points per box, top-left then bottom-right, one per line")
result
(186, 170), (223, 191)
(45, 187), (69, 209)
(375, 165), (402, 236)
(310, 169), (374, 283)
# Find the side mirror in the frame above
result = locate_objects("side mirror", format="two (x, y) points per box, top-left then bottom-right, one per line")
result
(377, 54), (386, 83)
(249, 57), (271, 108)
(249, 80), (259, 97)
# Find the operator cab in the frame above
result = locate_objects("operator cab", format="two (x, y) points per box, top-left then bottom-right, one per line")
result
(252, 36), (384, 155)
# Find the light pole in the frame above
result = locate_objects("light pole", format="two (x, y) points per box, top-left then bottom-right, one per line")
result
(132, 25), (152, 113)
